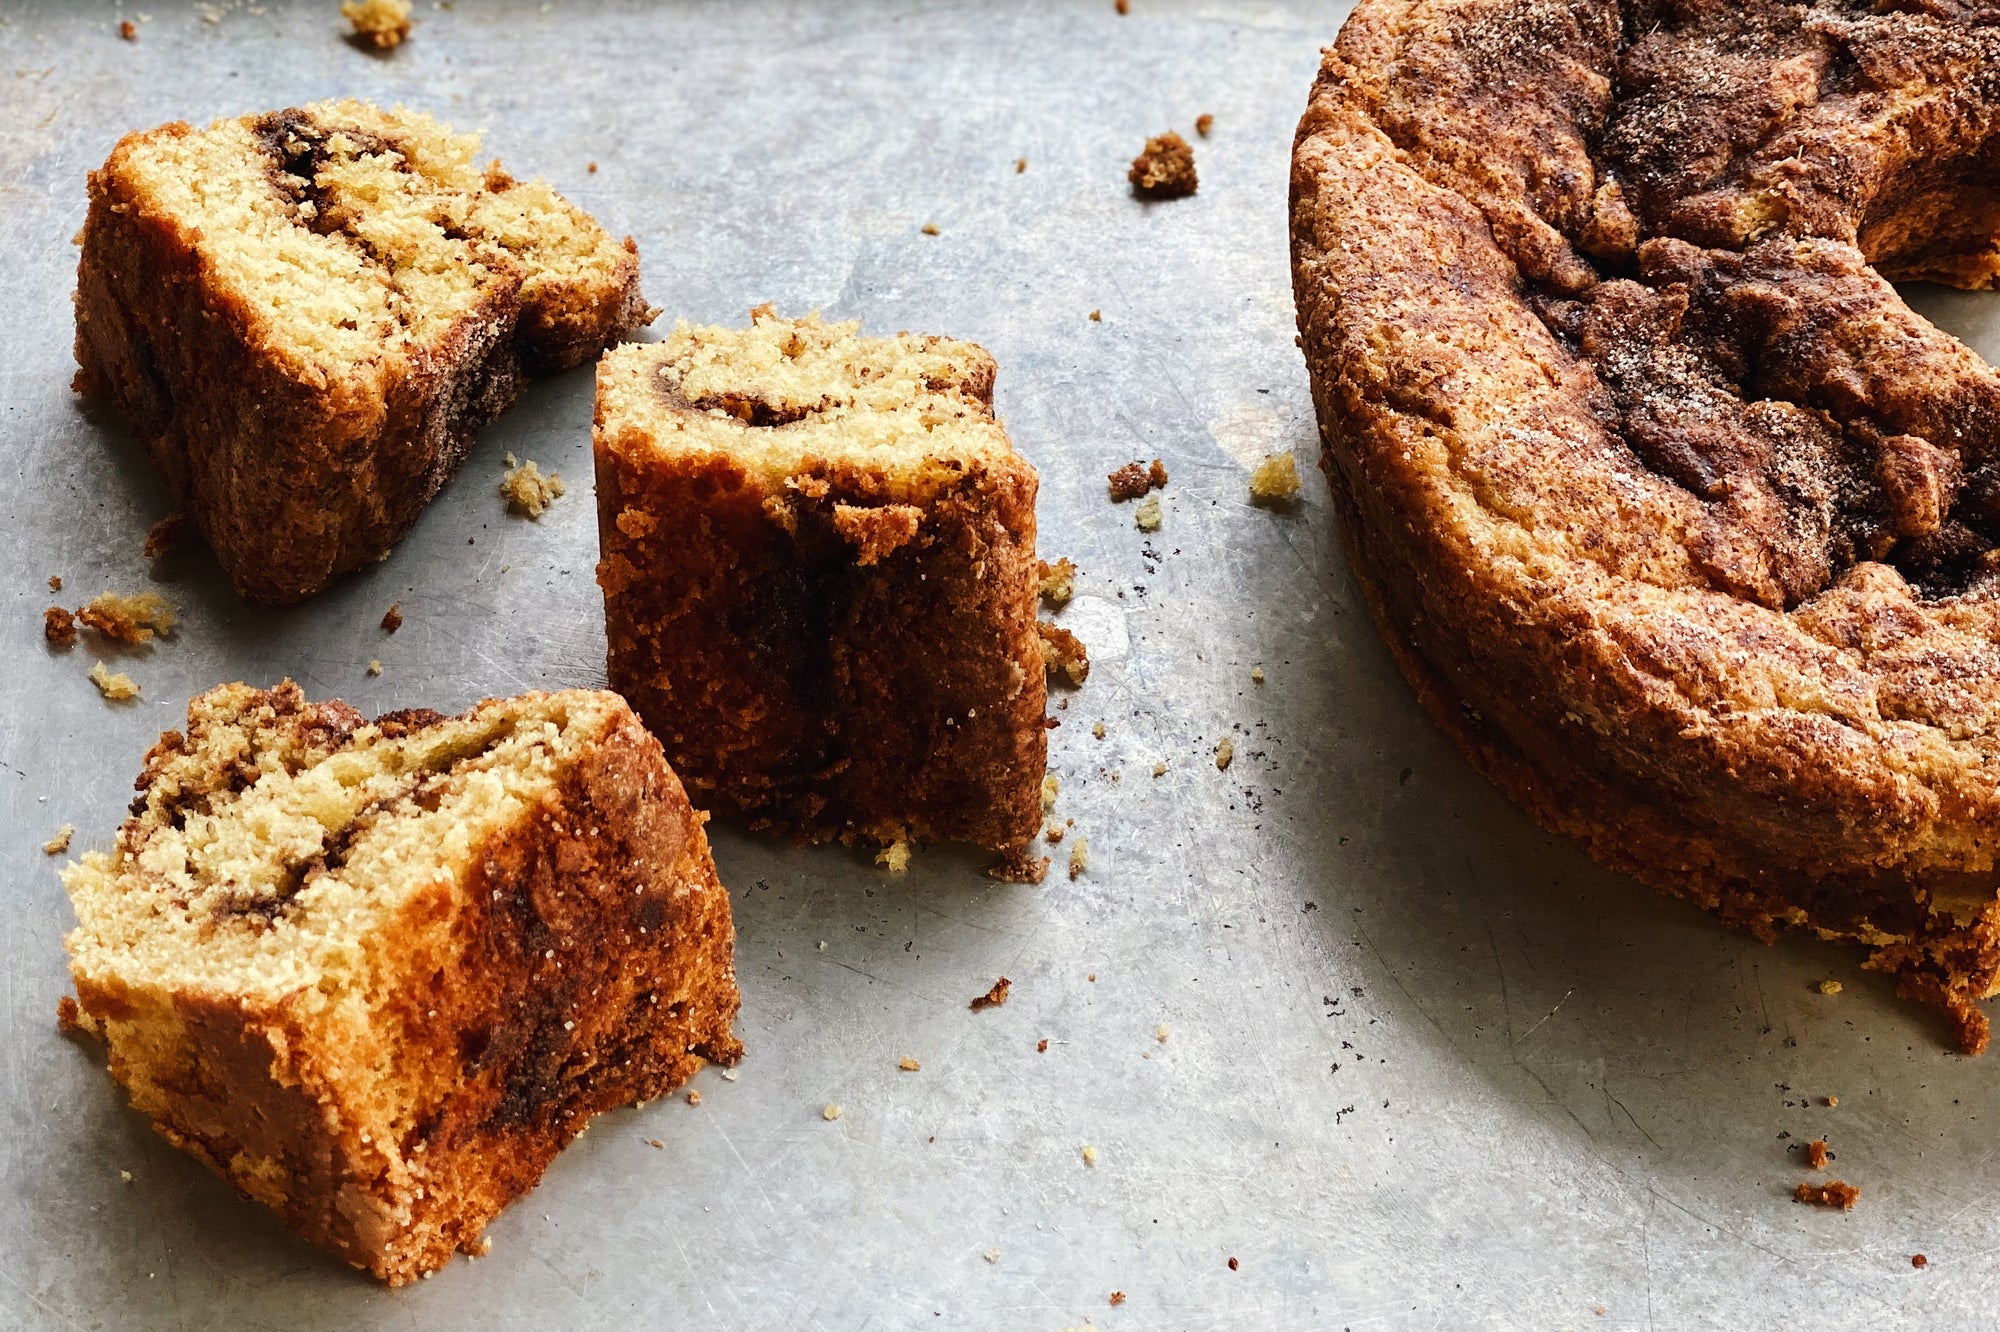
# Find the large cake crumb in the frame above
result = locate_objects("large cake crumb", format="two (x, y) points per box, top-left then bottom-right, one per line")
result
(1806, 1138), (1830, 1169)
(1134, 495), (1163, 531)
(501, 453), (566, 518)
(1038, 557), (1076, 606)
(877, 837), (914, 873)
(79, 591), (175, 644)
(1129, 132), (1197, 199)
(88, 662), (140, 701)
(1039, 622), (1090, 686)
(44, 825), (74, 855)
(44, 607), (77, 648)
(1249, 454), (1302, 505)
(143, 513), (187, 559)
(1795, 1180), (1859, 1210)
(1108, 459), (1168, 501)
(970, 977), (1012, 1011)
(342, 0), (413, 48)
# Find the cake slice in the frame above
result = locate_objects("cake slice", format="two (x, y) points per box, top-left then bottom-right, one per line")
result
(61, 681), (740, 1284)
(73, 100), (651, 603)
(594, 308), (1047, 854)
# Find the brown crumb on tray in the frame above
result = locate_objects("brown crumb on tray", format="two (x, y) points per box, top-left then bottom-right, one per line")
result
(44, 607), (77, 648)
(898, 1056), (921, 1072)
(57, 994), (86, 1035)
(1039, 622), (1090, 686)
(685, 1090), (701, 1106)
(1115, 0), (1129, 11)
(1134, 495), (1163, 531)
(1824, 1095), (1839, 1107)
(500, 453), (565, 518)
(588, 161), (598, 173)
(877, 836), (914, 873)
(970, 977), (1012, 1011)
(381, 603), (404, 634)
(921, 222), (940, 236)
(143, 512), (187, 559)
(1913, 1254), (1928, 1269)
(1108, 459), (1167, 501)
(79, 591), (175, 645)
(1015, 157), (1028, 173)
(120, 19), (138, 39)
(1110, 1291), (1126, 1306)
(1037, 557), (1076, 606)
(1196, 113), (1214, 136)
(1129, 131), (1197, 200)
(1806, 1138), (1830, 1169)
(1795, 1180), (1859, 1210)
(1228, 1256), (1239, 1271)
(1249, 453), (1302, 505)
(88, 661), (140, 701)
(1069, 835), (1089, 879)
(342, 0), (413, 48)
(48, 575), (62, 592)
(44, 824), (74, 855)
(1089, 309), (1102, 322)
(1036, 1038), (1048, 1053)
(1044, 821), (1065, 842)
(986, 852), (1049, 884)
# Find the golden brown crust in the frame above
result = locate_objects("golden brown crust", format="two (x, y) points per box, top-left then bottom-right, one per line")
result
(67, 685), (739, 1283)
(1292, 0), (2000, 1050)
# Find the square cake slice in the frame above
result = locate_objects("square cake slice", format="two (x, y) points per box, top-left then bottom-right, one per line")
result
(61, 682), (740, 1284)
(594, 308), (1047, 854)
(73, 100), (651, 604)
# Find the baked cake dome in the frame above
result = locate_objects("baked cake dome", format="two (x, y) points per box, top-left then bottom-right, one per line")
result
(1290, 0), (2000, 1048)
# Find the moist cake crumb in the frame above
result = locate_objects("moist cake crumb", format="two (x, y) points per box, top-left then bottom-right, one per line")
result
(987, 852), (1050, 883)
(1216, 737), (1234, 770)
(44, 607), (77, 648)
(501, 453), (565, 518)
(822, 1104), (843, 1121)
(898, 1056), (921, 1072)
(1134, 495), (1163, 531)
(1806, 1139), (1830, 1169)
(877, 838), (914, 873)
(44, 825), (74, 855)
(143, 513), (186, 559)
(1795, 1181), (1860, 1210)
(342, 0), (413, 48)
(1129, 131), (1197, 199)
(1038, 557), (1076, 605)
(1249, 454), (1302, 504)
(79, 591), (175, 644)
(1069, 836), (1089, 879)
(1196, 113), (1214, 137)
(88, 662), (139, 701)
(381, 603), (403, 633)
(970, 977), (1012, 1011)
(1039, 623), (1090, 685)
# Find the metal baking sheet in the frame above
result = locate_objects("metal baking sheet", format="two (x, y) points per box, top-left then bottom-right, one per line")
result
(4, 1), (1999, 1327)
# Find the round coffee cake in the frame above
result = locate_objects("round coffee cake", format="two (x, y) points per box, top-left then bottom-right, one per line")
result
(1290, 0), (2000, 1048)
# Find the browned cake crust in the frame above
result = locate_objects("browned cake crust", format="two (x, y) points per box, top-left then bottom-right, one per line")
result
(1292, 0), (2000, 1050)
(596, 313), (1047, 854)
(73, 102), (648, 604)
(64, 683), (741, 1282)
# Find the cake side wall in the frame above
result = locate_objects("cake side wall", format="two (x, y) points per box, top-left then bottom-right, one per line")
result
(597, 436), (1046, 851)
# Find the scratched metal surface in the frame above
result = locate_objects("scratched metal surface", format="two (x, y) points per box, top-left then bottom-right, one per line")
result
(3, 1), (1999, 1327)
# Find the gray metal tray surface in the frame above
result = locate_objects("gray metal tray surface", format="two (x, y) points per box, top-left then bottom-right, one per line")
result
(4, 1), (1999, 1327)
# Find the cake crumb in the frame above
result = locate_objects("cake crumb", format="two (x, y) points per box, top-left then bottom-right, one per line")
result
(1216, 737), (1234, 770)
(44, 607), (77, 648)
(79, 590), (175, 644)
(342, 0), (413, 48)
(970, 977), (1012, 1011)
(1824, 1095), (1839, 1107)
(470, 1236), (492, 1257)
(44, 825), (74, 855)
(368, 659), (383, 676)
(89, 662), (139, 701)
(1037, 557), (1077, 606)
(898, 1056), (921, 1072)
(686, 1090), (701, 1106)
(1069, 836), (1089, 879)
(722, 1068), (739, 1081)
(1042, 774), (1060, 809)
(647, 1138), (664, 1149)
(1251, 666), (1265, 683)
(984, 1248), (1000, 1264)
(1249, 453), (1302, 505)
(381, 603), (403, 634)
(1155, 1023), (1169, 1042)
(1806, 1138), (1830, 1169)
(500, 453), (565, 518)
(1036, 1039), (1048, 1053)
(1913, 1254), (1928, 1269)
(986, 853), (1050, 884)
(48, 575), (62, 592)
(1129, 131), (1197, 199)
(921, 222), (940, 236)
(1152, 761), (1168, 778)
(1039, 622), (1090, 686)
(1081, 1144), (1099, 1167)
(1819, 980), (1843, 995)
(120, 19), (138, 38)
(1092, 721), (1106, 739)
(120, 1170), (133, 1183)
(1795, 1180), (1859, 1209)
(822, 1103), (843, 1121)
(1116, 0), (1129, 11)
(877, 837), (914, 874)
(1195, 113), (1214, 136)
(1015, 157), (1027, 173)
(1044, 822), (1065, 841)
(1108, 459), (1167, 500)
(1228, 1256), (1240, 1271)
(588, 161), (598, 173)
(1134, 495), (1163, 531)
(143, 512), (186, 559)
(1110, 1291), (1126, 1306)
(1089, 309), (1102, 322)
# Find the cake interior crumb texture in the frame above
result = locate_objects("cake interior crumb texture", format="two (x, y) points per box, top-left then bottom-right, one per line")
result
(74, 99), (648, 603)
(342, 0), (412, 48)
(62, 681), (741, 1284)
(595, 308), (1047, 852)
